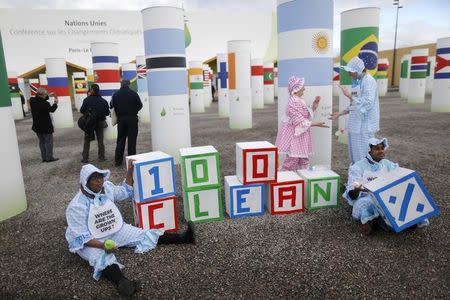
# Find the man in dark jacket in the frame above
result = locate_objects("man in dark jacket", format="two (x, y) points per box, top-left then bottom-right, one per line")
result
(111, 79), (143, 166)
(80, 84), (110, 163)
(30, 88), (59, 162)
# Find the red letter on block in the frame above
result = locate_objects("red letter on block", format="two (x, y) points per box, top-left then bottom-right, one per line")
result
(278, 186), (297, 208)
(148, 203), (165, 229)
(252, 154), (268, 179)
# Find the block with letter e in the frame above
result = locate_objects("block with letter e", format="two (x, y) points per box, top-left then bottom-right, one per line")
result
(236, 141), (278, 185)
(180, 146), (223, 223)
(225, 175), (265, 218)
(266, 171), (304, 214)
(297, 169), (340, 211)
(126, 152), (178, 232)
(364, 167), (439, 233)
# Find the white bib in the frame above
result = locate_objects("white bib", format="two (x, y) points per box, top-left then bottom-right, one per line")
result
(88, 199), (123, 239)
(362, 165), (389, 185)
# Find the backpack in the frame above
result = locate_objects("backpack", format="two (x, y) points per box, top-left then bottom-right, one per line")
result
(77, 107), (98, 133)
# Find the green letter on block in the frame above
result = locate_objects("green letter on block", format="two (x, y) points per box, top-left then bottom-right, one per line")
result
(314, 182), (331, 203)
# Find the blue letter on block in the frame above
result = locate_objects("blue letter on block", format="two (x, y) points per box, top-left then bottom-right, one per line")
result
(236, 189), (251, 213)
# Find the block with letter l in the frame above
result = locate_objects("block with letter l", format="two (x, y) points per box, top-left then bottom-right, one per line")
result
(297, 169), (340, 211)
(364, 167), (439, 233)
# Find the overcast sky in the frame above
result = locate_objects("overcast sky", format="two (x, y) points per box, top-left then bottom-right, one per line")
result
(0, 0), (448, 53)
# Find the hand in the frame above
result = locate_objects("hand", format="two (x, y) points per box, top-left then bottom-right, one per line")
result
(127, 159), (136, 173)
(311, 121), (329, 128)
(328, 112), (340, 120)
(339, 85), (352, 100)
(312, 96), (321, 112)
(125, 159), (135, 186)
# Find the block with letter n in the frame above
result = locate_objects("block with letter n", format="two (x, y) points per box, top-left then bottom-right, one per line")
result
(364, 167), (439, 233)
(180, 146), (223, 223)
(297, 169), (340, 211)
(225, 175), (265, 218)
(126, 152), (178, 232)
(266, 171), (305, 215)
(236, 141), (278, 185)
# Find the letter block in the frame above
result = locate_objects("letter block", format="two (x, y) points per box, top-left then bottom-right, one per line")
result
(127, 151), (176, 203)
(236, 141), (278, 185)
(180, 146), (223, 223)
(225, 175), (265, 218)
(133, 197), (179, 233)
(266, 171), (305, 214)
(364, 167), (439, 232)
(297, 169), (340, 211)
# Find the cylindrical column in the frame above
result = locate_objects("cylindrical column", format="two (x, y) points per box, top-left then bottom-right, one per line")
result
(339, 7), (380, 144)
(399, 54), (411, 99)
(407, 48), (428, 104)
(91, 42), (120, 140)
(332, 63), (340, 97)
(431, 37), (450, 112)
(45, 58), (74, 128)
(377, 58), (389, 97)
(121, 63), (138, 92)
(188, 60), (205, 113)
(251, 58), (264, 109)
(425, 56), (435, 95)
(72, 72), (87, 112)
(7, 71), (23, 120)
(216, 53), (229, 117)
(227, 40), (252, 129)
(263, 61), (274, 104)
(277, 0), (334, 167)
(142, 3), (191, 162)
(202, 64), (211, 107)
(0, 32), (27, 221)
(274, 67), (278, 98)
(136, 55), (150, 123)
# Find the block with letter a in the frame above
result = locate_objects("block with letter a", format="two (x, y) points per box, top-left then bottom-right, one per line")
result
(266, 171), (305, 215)
(225, 175), (265, 218)
(133, 197), (178, 232)
(236, 141), (278, 185)
(364, 167), (439, 232)
(297, 169), (340, 211)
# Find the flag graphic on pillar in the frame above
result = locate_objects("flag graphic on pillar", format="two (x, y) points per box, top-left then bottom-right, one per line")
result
(8, 77), (20, 97)
(137, 64), (146, 79)
(435, 47), (450, 79)
(74, 78), (87, 94)
(341, 28), (379, 84)
(218, 61), (228, 89)
(228, 53), (236, 90)
(377, 62), (388, 79)
(401, 60), (409, 78)
(29, 79), (39, 96)
(122, 64), (138, 92)
(410, 56), (428, 79)
(333, 66), (340, 81)
(264, 67), (274, 84)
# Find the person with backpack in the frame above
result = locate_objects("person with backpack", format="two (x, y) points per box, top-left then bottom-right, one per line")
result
(80, 84), (110, 163)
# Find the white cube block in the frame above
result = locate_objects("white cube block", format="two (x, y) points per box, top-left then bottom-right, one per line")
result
(180, 146), (220, 191)
(184, 187), (223, 223)
(126, 151), (176, 203)
(364, 167), (439, 232)
(225, 175), (265, 218)
(133, 197), (178, 233)
(297, 169), (340, 210)
(236, 141), (278, 185)
(266, 171), (305, 215)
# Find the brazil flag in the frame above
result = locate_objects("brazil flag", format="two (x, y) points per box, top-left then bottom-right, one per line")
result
(0, 33), (12, 108)
(340, 27), (379, 85)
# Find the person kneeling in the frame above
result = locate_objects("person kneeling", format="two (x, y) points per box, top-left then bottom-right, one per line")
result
(65, 162), (195, 297)
(343, 137), (429, 235)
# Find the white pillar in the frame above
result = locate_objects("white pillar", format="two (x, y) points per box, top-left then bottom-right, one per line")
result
(407, 48), (428, 104)
(425, 56), (435, 95)
(72, 72), (87, 112)
(431, 37), (450, 112)
(263, 62), (274, 104)
(227, 40), (252, 129)
(0, 32), (27, 221)
(251, 58), (264, 109)
(377, 58), (389, 97)
(7, 71), (23, 120)
(91, 42), (120, 140)
(136, 55), (150, 123)
(188, 60), (205, 113)
(142, 3), (191, 163)
(45, 58), (74, 128)
(277, 0), (334, 167)
(216, 53), (229, 117)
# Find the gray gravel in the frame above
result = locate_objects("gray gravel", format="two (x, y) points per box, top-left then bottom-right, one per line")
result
(0, 91), (449, 299)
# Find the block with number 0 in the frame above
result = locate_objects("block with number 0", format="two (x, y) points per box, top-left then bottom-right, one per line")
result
(297, 169), (340, 211)
(236, 141), (278, 185)
(364, 167), (439, 232)
(266, 171), (305, 215)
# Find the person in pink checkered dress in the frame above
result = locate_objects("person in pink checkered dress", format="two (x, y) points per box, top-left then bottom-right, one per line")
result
(276, 76), (328, 171)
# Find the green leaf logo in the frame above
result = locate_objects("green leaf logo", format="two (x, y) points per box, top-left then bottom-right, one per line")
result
(160, 107), (166, 117)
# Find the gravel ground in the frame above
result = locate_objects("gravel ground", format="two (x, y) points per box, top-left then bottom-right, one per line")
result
(0, 91), (449, 299)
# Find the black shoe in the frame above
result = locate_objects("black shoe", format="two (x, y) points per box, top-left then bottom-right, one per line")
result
(46, 158), (59, 162)
(81, 158), (89, 163)
(117, 278), (139, 297)
(184, 221), (196, 244)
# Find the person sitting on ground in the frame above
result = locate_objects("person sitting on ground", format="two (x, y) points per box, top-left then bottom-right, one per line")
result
(65, 162), (195, 297)
(343, 137), (429, 235)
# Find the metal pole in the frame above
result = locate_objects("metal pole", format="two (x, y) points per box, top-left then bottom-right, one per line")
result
(391, 3), (400, 87)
